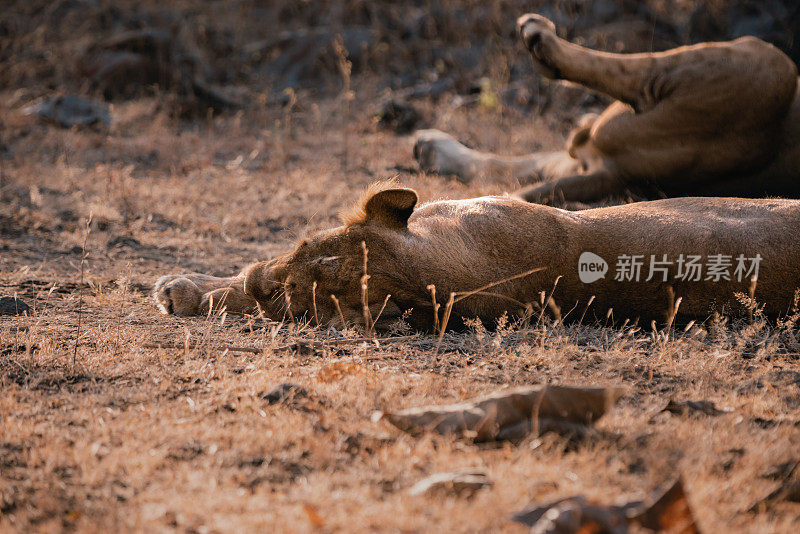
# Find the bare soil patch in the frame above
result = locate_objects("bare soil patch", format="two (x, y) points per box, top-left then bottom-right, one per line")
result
(2, 1), (800, 532)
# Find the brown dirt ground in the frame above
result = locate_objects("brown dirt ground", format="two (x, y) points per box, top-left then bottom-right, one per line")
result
(3, 86), (800, 533)
(2, 3), (800, 532)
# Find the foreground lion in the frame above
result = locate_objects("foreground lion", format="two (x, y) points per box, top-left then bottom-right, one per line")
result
(155, 183), (800, 330)
(414, 14), (800, 204)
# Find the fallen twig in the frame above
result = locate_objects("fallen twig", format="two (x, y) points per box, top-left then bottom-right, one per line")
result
(274, 334), (420, 351)
(143, 334), (420, 355)
(143, 343), (263, 354)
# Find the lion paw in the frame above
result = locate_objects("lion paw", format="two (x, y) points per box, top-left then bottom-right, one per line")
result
(516, 14), (561, 79)
(413, 129), (484, 182)
(154, 275), (203, 316)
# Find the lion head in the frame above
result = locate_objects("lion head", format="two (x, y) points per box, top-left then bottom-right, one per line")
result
(244, 183), (421, 329)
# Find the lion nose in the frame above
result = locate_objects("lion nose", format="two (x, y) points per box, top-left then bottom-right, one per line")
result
(244, 261), (281, 304)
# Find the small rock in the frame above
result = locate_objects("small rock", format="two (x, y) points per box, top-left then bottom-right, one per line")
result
(765, 369), (800, 387)
(408, 469), (491, 497)
(107, 236), (142, 249)
(24, 95), (110, 128)
(662, 399), (730, 417)
(377, 99), (424, 134)
(0, 297), (31, 316)
(761, 460), (799, 480)
(750, 481), (800, 511)
(261, 383), (308, 405)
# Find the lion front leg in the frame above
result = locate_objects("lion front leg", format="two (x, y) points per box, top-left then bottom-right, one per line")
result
(154, 273), (257, 316)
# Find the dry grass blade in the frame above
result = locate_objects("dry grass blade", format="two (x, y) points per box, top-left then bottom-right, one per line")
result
(311, 281), (319, 326)
(427, 284), (440, 332)
(72, 213), (92, 366)
(360, 240), (373, 334)
(333, 33), (353, 171)
(664, 292), (682, 341)
(142, 343), (263, 354)
(371, 293), (392, 327)
(330, 294), (346, 329)
(435, 266), (545, 352)
(578, 295), (596, 325)
(536, 275), (561, 326)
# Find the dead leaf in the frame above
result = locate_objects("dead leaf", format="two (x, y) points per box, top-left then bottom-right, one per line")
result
(513, 478), (699, 534)
(631, 477), (700, 533)
(760, 460), (799, 480)
(662, 399), (730, 417)
(513, 496), (629, 533)
(63, 509), (83, 522)
(0, 296), (31, 316)
(261, 383), (308, 405)
(378, 385), (624, 442)
(408, 469), (491, 497)
(749, 461), (800, 512)
(303, 503), (325, 527)
(316, 360), (365, 383)
(23, 95), (111, 128)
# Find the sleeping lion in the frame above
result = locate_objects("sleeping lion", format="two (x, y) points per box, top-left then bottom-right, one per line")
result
(155, 183), (800, 330)
(414, 14), (800, 204)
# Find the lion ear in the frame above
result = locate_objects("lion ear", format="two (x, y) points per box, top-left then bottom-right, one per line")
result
(363, 188), (418, 230)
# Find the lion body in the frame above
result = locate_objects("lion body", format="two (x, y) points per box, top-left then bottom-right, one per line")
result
(156, 190), (800, 330)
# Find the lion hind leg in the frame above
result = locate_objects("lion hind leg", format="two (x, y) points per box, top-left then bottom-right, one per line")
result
(517, 13), (797, 119)
(413, 129), (491, 182)
(414, 129), (578, 184)
(512, 170), (623, 205)
(517, 13), (668, 111)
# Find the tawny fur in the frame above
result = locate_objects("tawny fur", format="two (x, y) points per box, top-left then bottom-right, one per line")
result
(155, 186), (800, 331)
(414, 13), (800, 205)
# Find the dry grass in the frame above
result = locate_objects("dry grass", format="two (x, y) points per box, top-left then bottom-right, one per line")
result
(2, 87), (799, 533)
(2, 1), (800, 531)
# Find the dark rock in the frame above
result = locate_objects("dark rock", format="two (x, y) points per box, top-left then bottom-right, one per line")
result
(377, 99), (424, 134)
(662, 399), (731, 416)
(261, 383), (308, 405)
(244, 27), (376, 92)
(408, 470), (491, 497)
(107, 236), (142, 249)
(25, 95), (110, 128)
(80, 28), (243, 114)
(761, 460), (799, 480)
(0, 297), (31, 316)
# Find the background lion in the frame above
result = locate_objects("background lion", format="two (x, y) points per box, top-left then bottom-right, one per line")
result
(414, 13), (800, 205)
